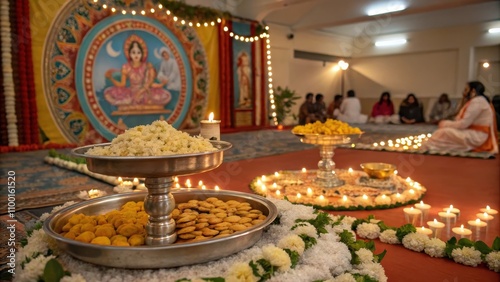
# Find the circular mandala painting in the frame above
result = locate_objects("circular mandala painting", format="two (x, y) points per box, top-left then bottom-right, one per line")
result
(42, 1), (208, 143)
(75, 15), (193, 140)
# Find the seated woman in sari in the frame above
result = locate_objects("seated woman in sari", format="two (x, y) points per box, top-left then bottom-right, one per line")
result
(423, 81), (498, 153)
(104, 35), (171, 107)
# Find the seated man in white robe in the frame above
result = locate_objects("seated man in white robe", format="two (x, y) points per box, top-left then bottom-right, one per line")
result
(423, 81), (498, 153)
(157, 47), (181, 91)
(337, 89), (368, 124)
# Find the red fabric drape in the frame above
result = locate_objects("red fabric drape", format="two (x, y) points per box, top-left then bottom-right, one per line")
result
(0, 25), (6, 145)
(218, 20), (233, 128)
(23, 0), (38, 144)
(10, 0), (23, 145)
(4, 0), (39, 146)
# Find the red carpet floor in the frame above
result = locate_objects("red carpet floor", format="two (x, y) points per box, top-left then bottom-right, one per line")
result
(190, 148), (500, 282)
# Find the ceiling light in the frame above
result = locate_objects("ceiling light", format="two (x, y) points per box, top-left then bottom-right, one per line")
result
(375, 38), (407, 47)
(483, 62), (490, 68)
(488, 28), (500, 34)
(367, 3), (406, 16)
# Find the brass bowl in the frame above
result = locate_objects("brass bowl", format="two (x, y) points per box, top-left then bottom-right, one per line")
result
(360, 163), (397, 179)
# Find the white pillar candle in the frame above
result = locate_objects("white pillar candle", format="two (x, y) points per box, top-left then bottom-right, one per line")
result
(468, 218), (487, 241)
(476, 212), (494, 222)
(443, 205), (460, 219)
(416, 226), (433, 237)
(270, 182), (282, 191)
(452, 224), (472, 239)
(438, 210), (457, 237)
(200, 112), (221, 140)
(427, 219), (445, 238)
(132, 177), (140, 186)
(414, 201), (431, 226)
(479, 205), (498, 215)
(403, 207), (422, 226)
(306, 187), (313, 197)
(315, 195), (327, 204)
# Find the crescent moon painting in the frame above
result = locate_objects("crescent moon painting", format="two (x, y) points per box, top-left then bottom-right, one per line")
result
(106, 41), (121, 57)
(154, 48), (161, 59)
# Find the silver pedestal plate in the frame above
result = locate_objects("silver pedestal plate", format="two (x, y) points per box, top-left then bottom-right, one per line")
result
(72, 140), (232, 246)
(294, 133), (362, 188)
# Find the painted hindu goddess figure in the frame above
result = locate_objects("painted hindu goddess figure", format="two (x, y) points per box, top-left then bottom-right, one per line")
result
(237, 51), (251, 108)
(104, 34), (171, 109)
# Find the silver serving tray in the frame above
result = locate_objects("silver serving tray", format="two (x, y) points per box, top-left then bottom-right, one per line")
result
(71, 140), (232, 178)
(43, 190), (278, 269)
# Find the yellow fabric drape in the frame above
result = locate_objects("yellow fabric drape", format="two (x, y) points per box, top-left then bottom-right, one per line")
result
(195, 26), (220, 119)
(30, 0), (68, 144)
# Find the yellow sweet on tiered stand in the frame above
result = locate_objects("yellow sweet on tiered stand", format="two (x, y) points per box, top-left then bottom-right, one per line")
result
(292, 119), (363, 188)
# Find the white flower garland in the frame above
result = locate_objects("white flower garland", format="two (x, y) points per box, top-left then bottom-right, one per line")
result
(352, 216), (500, 272)
(15, 199), (387, 281)
(451, 247), (483, 267)
(424, 238), (446, 258)
(401, 232), (429, 252)
(485, 251), (500, 272)
(356, 223), (381, 239)
(0, 0), (18, 146)
(44, 156), (118, 185)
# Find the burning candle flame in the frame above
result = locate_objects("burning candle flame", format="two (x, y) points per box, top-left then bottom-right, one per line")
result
(208, 112), (214, 121)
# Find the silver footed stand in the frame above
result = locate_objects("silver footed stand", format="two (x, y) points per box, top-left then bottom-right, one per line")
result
(295, 133), (361, 188)
(144, 177), (177, 245)
(316, 144), (344, 188)
(72, 140), (232, 246)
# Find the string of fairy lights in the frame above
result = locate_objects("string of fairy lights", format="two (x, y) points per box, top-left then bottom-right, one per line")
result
(89, 0), (277, 124)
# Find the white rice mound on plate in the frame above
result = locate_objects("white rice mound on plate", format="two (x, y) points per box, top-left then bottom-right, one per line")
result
(85, 120), (216, 156)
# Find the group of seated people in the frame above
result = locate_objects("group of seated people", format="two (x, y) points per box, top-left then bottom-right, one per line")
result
(299, 90), (458, 126)
(298, 90), (369, 125)
(298, 81), (498, 154)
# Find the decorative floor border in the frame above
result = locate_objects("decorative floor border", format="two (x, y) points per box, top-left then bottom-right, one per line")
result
(249, 170), (426, 211)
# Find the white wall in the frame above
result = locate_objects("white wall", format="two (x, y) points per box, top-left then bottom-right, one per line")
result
(269, 21), (500, 123)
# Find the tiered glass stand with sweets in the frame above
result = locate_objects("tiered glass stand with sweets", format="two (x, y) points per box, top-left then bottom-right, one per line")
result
(292, 132), (362, 188)
(43, 141), (279, 269)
